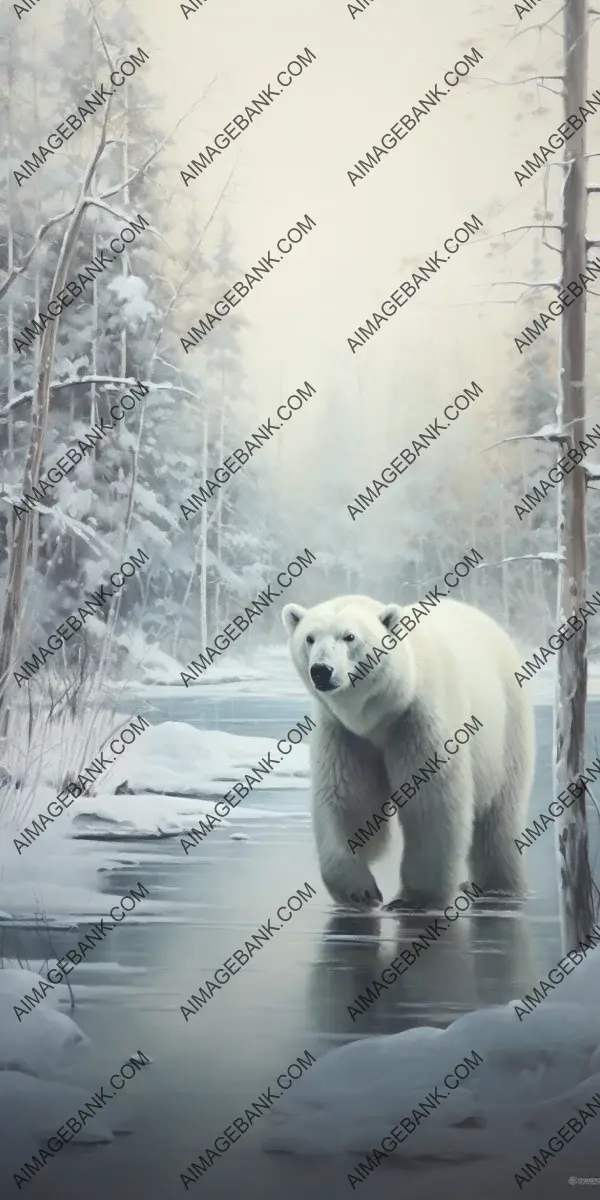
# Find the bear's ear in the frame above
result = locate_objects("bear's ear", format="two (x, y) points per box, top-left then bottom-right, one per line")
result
(282, 604), (307, 635)
(378, 604), (403, 632)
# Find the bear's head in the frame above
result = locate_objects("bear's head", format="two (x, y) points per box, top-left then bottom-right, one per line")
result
(282, 594), (415, 728)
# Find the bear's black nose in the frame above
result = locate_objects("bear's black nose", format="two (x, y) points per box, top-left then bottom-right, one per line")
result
(310, 663), (334, 690)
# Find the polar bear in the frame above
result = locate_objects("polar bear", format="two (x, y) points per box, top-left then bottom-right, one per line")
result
(282, 594), (535, 910)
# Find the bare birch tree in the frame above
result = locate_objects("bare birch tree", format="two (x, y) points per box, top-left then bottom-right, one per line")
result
(474, 0), (599, 949)
(0, 112), (113, 738)
(554, 0), (596, 951)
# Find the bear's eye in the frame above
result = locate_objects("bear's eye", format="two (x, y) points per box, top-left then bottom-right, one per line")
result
(343, 633), (355, 643)
(306, 634), (315, 645)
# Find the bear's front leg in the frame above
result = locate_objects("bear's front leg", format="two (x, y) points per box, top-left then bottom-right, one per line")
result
(313, 801), (383, 909)
(311, 715), (390, 911)
(387, 759), (474, 911)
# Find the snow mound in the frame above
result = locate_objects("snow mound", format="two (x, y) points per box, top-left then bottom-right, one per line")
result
(263, 952), (600, 1161)
(0, 971), (90, 1078)
(98, 720), (309, 797)
(0, 1070), (115, 1150)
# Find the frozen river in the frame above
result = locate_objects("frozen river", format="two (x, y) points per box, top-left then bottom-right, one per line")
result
(4, 684), (600, 1200)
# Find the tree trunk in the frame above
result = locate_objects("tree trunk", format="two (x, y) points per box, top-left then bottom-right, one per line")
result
(554, 0), (595, 952)
(0, 120), (110, 732)
(199, 404), (209, 650)
(214, 369), (226, 631)
(5, 46), (16, 600)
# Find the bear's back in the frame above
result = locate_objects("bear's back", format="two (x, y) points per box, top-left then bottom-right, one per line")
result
(404, 598), (531, 794)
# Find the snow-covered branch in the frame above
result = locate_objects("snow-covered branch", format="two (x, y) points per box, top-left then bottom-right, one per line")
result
(0, 376), (199, 417)
(478, 553), (564, 569)
(496, 224), (563, 235)
(482, 426), (569, 452)
(0, 204), (78, 302)
(488, 279), (560, 291)
(479, 74), (564, 86)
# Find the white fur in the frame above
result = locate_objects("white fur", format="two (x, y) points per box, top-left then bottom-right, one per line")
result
(282, 594), (535, 910)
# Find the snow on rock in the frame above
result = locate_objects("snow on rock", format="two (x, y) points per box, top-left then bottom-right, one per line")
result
(3, 719), (303, 845)
(69, 792), (231, 839)
(69, 792), (285, 839)
(97, 720), (309, 797)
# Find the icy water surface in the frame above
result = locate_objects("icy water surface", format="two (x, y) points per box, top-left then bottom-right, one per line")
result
(6, 687), (600, 1200)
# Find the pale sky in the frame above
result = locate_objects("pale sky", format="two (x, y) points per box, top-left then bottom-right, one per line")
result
(141, 0), (600, 419)
(11, 0), (600, 435)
